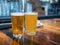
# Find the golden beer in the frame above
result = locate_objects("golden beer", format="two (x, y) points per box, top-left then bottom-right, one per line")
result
(11, 13), (24, 37)
(25, 12), (38, 35)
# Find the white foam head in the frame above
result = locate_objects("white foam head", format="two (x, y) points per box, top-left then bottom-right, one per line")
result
(11, 12), (24, 16)
(25, 12), (38, 15)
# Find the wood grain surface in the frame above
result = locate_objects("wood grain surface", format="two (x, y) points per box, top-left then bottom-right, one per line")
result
(0, 19), (60, 45)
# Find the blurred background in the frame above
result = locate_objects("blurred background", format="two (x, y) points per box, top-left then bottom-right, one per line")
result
(0, 0), (60, 17)
(0, 0), (60, 28)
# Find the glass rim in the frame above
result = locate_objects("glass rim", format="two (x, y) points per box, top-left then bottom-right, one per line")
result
(11, 12), (24, 16)
(24, 12), (38, 15)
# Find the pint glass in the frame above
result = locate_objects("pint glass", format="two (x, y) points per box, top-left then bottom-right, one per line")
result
(11, 13), (24, 38)
(25, 12), (38, 35)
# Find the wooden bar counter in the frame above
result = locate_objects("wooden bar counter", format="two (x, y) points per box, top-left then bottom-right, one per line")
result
(0, 18), (60, 45)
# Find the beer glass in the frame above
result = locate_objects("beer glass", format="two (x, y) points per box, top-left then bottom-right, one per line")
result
(11, 12), (24, 39)
(25, 12), (38, 35)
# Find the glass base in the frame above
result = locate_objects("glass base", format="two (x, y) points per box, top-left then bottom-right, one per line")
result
(13, 34), (22, 39)
(25, 32), (36, 36)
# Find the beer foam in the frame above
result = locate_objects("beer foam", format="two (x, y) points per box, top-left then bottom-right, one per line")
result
(11, 12), (24, 16)
(25, 12), (38, 15)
